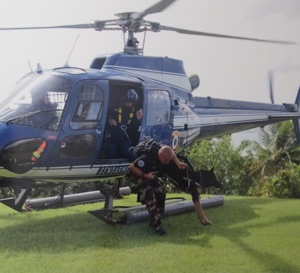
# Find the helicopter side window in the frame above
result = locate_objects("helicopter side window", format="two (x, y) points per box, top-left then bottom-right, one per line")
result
(146, 90), (171, 126)
(70, 84), (103, 130)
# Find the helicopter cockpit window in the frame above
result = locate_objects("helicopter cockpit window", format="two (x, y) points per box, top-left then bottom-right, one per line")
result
(0, 75), (71, 131)
(146, 90), (171, 126)
(70, 84), (103, 130)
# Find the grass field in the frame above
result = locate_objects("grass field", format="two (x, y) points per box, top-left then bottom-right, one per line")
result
(0, 194), (300, 273)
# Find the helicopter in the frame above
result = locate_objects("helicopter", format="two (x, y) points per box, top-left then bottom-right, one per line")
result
(0, 0), (299, 215)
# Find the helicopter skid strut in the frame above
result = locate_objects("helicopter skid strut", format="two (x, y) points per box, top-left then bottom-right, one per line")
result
(0, 181), (67, 212)
(88, 188), (138, 224)
(0, 188), (32, 212)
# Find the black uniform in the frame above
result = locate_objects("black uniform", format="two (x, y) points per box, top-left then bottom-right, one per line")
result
(131, 144), (166, 229)
(163, 160), (201, 202)
(105, 104), (141, 158)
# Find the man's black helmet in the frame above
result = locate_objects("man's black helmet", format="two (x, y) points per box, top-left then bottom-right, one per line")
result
(122, 89), (138, 103)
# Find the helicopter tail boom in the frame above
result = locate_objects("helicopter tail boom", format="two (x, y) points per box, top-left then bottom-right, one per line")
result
(192, 91), (300, 141)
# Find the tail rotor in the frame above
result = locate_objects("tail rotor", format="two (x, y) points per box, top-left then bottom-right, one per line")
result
(293, 85), (300, 144)
(268, 71), (275, 104)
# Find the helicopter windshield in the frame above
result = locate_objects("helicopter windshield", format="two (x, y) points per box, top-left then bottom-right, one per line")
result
(0, 74), (72, 130)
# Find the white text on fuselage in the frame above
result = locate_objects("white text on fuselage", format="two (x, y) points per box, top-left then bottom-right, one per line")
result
(97, 166), (128, 175)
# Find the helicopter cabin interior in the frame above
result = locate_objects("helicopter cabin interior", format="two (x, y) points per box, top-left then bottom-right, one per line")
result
(99, 80), (143, 160)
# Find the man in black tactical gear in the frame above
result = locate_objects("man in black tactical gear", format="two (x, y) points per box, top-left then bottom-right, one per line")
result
(129, 140), (186, 235)
(129, 138), (214, 235)
(105, 89), (143, 158)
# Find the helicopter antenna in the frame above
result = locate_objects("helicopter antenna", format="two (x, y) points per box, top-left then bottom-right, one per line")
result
(141, 28), (147, 55)
(65, 34), (79, 67)
(122, 32), (126, 50)
(27, 60), (33, 72)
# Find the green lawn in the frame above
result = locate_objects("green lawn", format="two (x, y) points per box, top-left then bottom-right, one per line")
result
(0, 194), (300, 273)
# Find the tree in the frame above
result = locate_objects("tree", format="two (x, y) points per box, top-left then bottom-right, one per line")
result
(250, 162), (300, 198)
(239, 121), (300, 197)
(188, 136), (249, 195)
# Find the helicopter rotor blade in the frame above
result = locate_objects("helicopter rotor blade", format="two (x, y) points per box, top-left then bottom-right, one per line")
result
(143, 0), (177, 16)
(0, 23), (96, 31)
(130, 0), (177, 21)
(0, 20), (120, 31)
(156, 24), (296, 45)
(0, 1), (296, 47)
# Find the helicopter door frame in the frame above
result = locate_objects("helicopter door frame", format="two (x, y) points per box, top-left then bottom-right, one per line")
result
(143, 88), (174, 145)
(52, 80), (108, 166)
(174, 101), (200, 149)
(100, 80), (144, 159)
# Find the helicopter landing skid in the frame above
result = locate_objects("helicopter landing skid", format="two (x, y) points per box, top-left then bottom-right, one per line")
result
(88, 190), (186, 225)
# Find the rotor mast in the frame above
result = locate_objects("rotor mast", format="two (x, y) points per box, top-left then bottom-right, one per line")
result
(124, 31), (143, 54)
(114, 12), (144, 54)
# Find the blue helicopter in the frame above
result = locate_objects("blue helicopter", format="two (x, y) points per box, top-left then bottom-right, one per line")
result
(0, 0), (298, 214)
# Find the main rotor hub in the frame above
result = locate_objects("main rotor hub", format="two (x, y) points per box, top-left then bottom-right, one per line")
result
(115, 12), (135, 21)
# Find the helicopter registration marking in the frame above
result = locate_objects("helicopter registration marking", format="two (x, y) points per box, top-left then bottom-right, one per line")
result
(97, 166), (128, 175)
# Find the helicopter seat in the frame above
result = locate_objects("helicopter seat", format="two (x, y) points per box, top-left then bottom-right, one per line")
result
(46, 115), (59, 130)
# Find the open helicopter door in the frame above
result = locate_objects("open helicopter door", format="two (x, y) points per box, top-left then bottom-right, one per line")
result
(100, 80), (144, 160)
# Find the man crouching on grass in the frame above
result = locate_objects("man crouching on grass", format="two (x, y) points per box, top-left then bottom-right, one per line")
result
(129, 139), (212, 235)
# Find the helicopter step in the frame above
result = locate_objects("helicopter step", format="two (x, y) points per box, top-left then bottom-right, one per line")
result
(88, 188), (129, 224)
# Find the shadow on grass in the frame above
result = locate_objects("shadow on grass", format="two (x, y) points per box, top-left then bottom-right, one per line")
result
(0, 197), (299, 272)
(164, 197), (300, 273)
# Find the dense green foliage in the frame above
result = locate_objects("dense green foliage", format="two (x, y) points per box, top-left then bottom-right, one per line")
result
(188, 121), (300, 198)
(187, 135), (250, 195)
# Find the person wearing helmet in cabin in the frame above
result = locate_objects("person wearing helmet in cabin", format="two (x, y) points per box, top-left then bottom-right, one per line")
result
(105, 89), (143, 158)
(29, 91), (58, 128)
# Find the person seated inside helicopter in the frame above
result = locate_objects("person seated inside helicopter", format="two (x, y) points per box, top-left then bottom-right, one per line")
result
(29, 91), (58, 128)
(105, 89), (143, 159)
